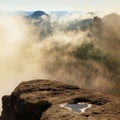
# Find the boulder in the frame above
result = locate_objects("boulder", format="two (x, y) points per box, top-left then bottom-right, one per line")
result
(0, 79), (120, 120)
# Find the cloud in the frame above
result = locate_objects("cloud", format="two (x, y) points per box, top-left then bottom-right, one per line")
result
(0, 12), (120, 114)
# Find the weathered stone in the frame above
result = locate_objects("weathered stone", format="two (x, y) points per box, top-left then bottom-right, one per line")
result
(0, 79), (120, 120)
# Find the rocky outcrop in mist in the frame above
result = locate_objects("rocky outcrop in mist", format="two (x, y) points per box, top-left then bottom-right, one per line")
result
(0, 79), (120, 120)
(29, 11), (49, 19)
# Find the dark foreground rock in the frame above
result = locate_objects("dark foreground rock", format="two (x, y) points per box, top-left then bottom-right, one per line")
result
(0, 79), (120, 120)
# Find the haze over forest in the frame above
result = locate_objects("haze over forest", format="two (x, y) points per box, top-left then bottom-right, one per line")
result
(0, 8), (120, 115)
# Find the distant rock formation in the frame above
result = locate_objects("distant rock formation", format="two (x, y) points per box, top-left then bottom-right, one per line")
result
(0, 79), (120, 120)
(29, 11), (49, 19)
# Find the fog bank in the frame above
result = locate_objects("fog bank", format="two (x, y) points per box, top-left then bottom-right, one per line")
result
(0, 12), (120, 114)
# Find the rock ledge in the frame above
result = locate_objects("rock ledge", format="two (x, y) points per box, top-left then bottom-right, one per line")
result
(0, 79), (120, 120)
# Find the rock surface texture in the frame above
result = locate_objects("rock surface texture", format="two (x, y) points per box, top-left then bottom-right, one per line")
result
(0, 79), (120, 120)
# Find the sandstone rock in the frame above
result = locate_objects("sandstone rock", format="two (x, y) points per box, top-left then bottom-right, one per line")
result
(0, 79), (120, 120)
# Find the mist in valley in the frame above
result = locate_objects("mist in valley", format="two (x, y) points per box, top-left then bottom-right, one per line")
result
(0, 12), (120, 114)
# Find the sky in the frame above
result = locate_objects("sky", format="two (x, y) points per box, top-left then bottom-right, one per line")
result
(0, 0), (120, 13)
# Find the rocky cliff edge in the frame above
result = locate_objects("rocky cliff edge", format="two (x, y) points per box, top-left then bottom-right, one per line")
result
(0, 79), (120, 120)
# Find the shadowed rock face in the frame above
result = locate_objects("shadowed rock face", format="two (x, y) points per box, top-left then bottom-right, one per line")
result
(0, 79), (120, 120)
